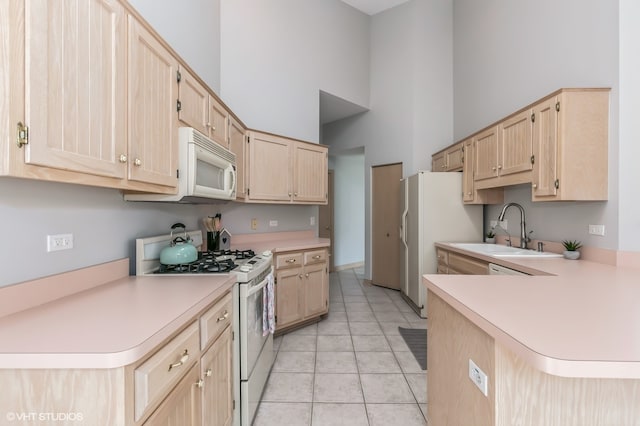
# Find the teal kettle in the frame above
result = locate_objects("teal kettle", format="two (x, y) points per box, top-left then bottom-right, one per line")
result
(160, 223), (198, 265)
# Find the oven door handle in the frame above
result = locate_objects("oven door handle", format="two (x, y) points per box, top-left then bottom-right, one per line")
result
(246, 272), (273, 297)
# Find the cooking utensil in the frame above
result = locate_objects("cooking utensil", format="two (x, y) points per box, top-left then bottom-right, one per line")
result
(160, 223), (198, 265)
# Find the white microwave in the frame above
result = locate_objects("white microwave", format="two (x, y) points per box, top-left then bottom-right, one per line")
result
(125, 127), (237, 203)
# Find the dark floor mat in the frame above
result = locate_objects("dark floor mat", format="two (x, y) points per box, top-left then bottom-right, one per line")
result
(398, 327), (427, 370)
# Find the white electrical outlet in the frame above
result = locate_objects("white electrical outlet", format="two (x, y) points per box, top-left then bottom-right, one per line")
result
(47, 234), (74, 252)
(589, 224), (605, 236)
(269, 220), (278, 227)
(469, 359), (488, 396)
(310, 216), (316, 226)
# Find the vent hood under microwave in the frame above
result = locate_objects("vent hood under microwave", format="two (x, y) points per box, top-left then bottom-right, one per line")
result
(124, 127), (237, 203)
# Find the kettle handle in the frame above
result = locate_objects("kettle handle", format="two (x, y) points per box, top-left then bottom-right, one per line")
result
(169, 223), (190, 244)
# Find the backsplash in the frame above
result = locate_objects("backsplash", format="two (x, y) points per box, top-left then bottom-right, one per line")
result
(0, 177), (315, 287)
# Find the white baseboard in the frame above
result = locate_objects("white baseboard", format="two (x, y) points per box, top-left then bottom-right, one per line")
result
(333, 261), (364, 272)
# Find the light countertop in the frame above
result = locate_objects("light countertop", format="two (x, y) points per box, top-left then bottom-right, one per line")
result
(0, 263), (235, 369)
(231, 230), (330, 254)
(424, 242), (640, 379)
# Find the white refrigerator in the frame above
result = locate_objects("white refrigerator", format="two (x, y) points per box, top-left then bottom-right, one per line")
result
(400, 171), (483, 318)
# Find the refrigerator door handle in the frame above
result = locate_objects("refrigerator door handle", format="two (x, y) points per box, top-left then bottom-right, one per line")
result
(401, 206), (409, 246)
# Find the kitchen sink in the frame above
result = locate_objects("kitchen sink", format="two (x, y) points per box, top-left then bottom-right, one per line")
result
(449, 243), (563, 258)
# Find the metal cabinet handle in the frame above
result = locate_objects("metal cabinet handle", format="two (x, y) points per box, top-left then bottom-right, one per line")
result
(492, 166), (497, 171)
(205, 368), (213, 377)
(195, 378), (204, 388)
(168, 349), (189, 371)
(118, 154), (127, 163)
(305, 273), (309, 278)
(532, 183), (538, 189)
(299, 274), (303, 279)
(134, 158), (142, 167)
(288, 192), (292, 197)
(217, 310), (229, 322)
(286, 259), (297, 264)
(497, 165), (502, 170)
(294, 192), (298, 197)
(312, 255), (321, 260)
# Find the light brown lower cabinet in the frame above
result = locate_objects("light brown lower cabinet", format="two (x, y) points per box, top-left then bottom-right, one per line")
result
(143, 363), (202, 426)
(437, 248), (489, 275)
(275, 248), (329, 333)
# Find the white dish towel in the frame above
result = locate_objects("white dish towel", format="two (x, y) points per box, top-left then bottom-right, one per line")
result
(262, 273), (275, 336)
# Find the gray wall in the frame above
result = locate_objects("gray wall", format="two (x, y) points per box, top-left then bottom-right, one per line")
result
(323, 0), (454, 277)
(453, 0), (621, 250)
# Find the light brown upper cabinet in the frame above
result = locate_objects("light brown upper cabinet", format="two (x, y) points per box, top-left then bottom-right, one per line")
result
(246, 130), (328, 204)
(177, 66), (230, 149)
(432, 142), (464, 172)
(433, 88), (609, 203)
(531, 89), (609, 201)
(228, 116), (247, 200)
(127, 15), (179, 188)
(13, 0), (128, 179)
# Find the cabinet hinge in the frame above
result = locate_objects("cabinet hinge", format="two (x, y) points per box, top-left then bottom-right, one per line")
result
(275, 315), (277, 324)
(247, 135), (250, 143)
(176, 169), (180, 179)
(233, 400), (236, 410)
(554, 179), (559, 189)
(176, 70), (182, 83)
(176, 99), (182, 112)
(555, 102), (560, 112)
(247, 188), (250, 196)
(232, 331), (235, 341)
(16, 122), (29, 147)
(531, 112), (535, 123)
(530, 155), (535, 165)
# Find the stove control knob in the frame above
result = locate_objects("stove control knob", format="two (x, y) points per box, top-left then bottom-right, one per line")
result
(262, 250), (272, 257)
(240, 265), (251, 272)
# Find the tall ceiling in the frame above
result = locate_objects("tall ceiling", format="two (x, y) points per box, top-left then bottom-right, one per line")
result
(340, 0), (410, 15)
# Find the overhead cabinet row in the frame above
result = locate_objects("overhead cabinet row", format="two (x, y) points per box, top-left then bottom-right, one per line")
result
(1, 0), (328, 205)
(433, 88), (610, 204)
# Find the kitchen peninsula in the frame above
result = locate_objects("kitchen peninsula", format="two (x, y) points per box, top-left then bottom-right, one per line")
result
(423, 244), (640, 426)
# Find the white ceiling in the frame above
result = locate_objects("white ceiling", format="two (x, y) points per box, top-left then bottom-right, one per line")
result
(340, 0), (410, 15)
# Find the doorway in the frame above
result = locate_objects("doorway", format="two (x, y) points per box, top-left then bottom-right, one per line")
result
(371, 162), (402, 290)
(318, 170), (334, 271)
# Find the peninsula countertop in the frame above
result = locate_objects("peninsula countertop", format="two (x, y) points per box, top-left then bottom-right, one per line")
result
(424, 242), (640, 379)
(0, 259), (236, 369)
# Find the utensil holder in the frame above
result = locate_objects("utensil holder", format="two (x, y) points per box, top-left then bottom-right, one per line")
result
(207, 231), (220, 251)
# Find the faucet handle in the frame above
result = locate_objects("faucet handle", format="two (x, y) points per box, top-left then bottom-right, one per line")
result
(505, 237), (512, 247)
(526, 230), (534, 243)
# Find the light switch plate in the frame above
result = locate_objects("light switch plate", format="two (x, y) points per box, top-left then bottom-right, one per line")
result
(469, 359), (488, 396)
(269, 220), (278, 227)
(47, 234), (73, 252)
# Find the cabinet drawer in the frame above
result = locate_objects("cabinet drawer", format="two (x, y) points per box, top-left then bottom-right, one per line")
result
(304, 249), (327, 265)
(448, 253), (488, 275)
(134, 321), (199, 421)
(276, 253), (303, 269)
(200, 292), (233, 350)
(436, 249), (449, 266)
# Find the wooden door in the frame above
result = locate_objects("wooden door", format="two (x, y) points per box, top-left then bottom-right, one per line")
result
(304, 262), (328, 318)
(275, 267), (304, 329)
(208, 96), (229, 149)
(228, 116), (246, 199)
(247, 132), (292, 202)
(473, 126), (499, 181)
(499, 109), (533, 176)
(177, 66), (208, 135)
(293, 142), (328, 203)
(318, 171), (334, 271)
(128, 15), (179, 187)
(201, 326), (233, 426)
(143, 363), (202, 426)
(532, 97), (559, 199)
(24, 0), (127, 178)
(371, 162), (402, 290)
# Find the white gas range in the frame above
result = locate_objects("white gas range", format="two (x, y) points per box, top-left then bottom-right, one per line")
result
(135, 230), (274, 426)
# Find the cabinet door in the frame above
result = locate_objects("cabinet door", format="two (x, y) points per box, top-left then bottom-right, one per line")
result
(432, 151), (446, 171)
(304, 262), (328, 318)
(293, 142), (328, 203)
(531, 97), (559, 199)
(128, 15), (179, 188)
(473, 126), (499, 181)
(445, 142), (464, 171)
(24, 0), (127, 178)
(247, 132), (292, 202)
(177, 66), (208, 135)
(275, 267), (304, 329)
(143, 363), (202, 426)
(208, 96), (229, 149)
(499, 110), (533, 176)
(201, 326), (233, 426)
(228, 117), (246, 199)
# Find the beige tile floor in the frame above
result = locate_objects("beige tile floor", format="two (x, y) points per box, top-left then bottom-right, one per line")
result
(253, 267), (428, 426)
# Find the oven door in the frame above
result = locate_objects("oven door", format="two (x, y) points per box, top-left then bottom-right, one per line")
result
(239, 272), (272, 380)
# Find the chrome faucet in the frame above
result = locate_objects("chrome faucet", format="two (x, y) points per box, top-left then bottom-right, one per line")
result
(497, 202), (529, 249)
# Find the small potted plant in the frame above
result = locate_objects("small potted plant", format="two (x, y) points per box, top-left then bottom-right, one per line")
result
(562, 240), (582, 260)
(485, 229), (496, 244)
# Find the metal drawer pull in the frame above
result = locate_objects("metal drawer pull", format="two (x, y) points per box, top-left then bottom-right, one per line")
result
(217, 310), (229, 322)
(286, 259), (297, 263)
(168, 349), (189, 371)
(312, 255), (321, 259)
(205, 369), (213, 377)
(195, 379), (204, 388)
